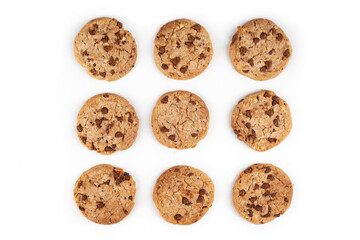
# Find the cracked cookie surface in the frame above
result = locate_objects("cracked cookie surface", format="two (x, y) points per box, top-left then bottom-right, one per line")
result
(231, 90), (292, 151)
(77, 93), (139, 155)
(233, 163), (293, 224)
(151, 90), (209, 149)
(74, 17), (137, 81)
(229, 18), (292, 81)
(153, 165), (214, 225)
(74, 164), (136, 224)
(154, 19), (213, 80)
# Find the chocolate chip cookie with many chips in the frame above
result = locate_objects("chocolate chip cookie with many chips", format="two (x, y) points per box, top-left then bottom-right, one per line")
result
(76, 93), (139, 155)
(229, 18), (292, 81)
(74, 17), (137, 81)
(154, 19), (213, 80)
(151, 90), (209, 149)
(153, 165), (214, 225)
(74, 164), (136, 224)
(231, 90), (292, 151)
(233, 163), (293, 224)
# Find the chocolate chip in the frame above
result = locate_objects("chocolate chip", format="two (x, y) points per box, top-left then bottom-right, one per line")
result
(103, 45), (112, 52)
(110, 70), (115, 74)
(117, 21), (123, 28)
(263, 190), (270, 196)
(188, 34), (195, 41)
(96, 202), (105, 209)
(274, 213), (281, 217)
(248, 58), (254, 67)
(273, 118), (280, 127)
(102, 180), (110, 185)
(269, 28), (276, 35)
(244, 167), (253, 174)
(245, 110), (252, 118)
(255, 205), (263, 211)
(272, 96), (280, 106)
(160, 126), (169, 132)
(253, 184), (259, 190)
(108, 56), (116, 66)
(269, 49), (275, 55)
(115, 132), (123, 138)
(82, 51), (89, 56)
(265, 60), (272, 68)
(161, 64), (168, 70)
(270, 192), (277, 198)
(105, 146), (114, 152)
(161, 96), (168, 104)
(79, 206), (85, 211)
(243, 70), (249, 73)
(276, 33), (283, 41)
(189, 100), (196, 105)
(188, 173), (194, 177)
(253, 37), (260, 43)
(81, 194), (87, 201)
(264, 167), (271, 173)
(264, 92), (271, 98)
(168, 135), (176, 141)
(90, 69), (97, 75)
(129, 196), (133, 201)
(261, 183), (270, 189)
(249, 197), (257, 203)
(77, 124), (83, 132)
(77, 181), (83, 188)
(174, 214), (183, 221)
(232, 34), (238, 43)
(101, 107), (108, 114)
(260, 32), (267, 39)
(123, 172), (130, 181)
(127, 113), (133, 123)
(123, 208), (128, 214)
(199, 53), (206, 59)
(196, 195), (204, 203)
(261, 213), (270, 218)
(245, 123), (251, 129)
(180, 66), (188, 73)
(100, 72), (106, 78)
(185, 41), (194, 48)
(265, 109), (274, 116)
(89, 29), (96, 35)
(199, 189), (206, 195)
(170, 57), (180, 66)
(81, 137), (87, 144)
(267, 174), (274, 181)
(247, 209), (253, 217)
(284, 197), (289, 202)
(182, 197), (191, 205)
(260, 66), (267, 72)
(158, 46), (165, 55)
(240, 46), (247, 56)
(192, 24), (201, 31)
(95, 119), (102, 128)
(267, 138), (277, 143)
(239, 189), (246, 196)
(116, 116), (124, 122)
(191, 133), (198, 137)
(101, 35), (109, 43)
(283, 49), (290, 57)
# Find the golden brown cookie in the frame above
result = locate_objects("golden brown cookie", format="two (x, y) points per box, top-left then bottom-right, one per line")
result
(153, 165), (214, 225)
(229, 18), (292, 81)
(154, 19), (213, 80)
(74, 17), (137, 81)
(231, 90), (292, 151)
(151, 90), (209, 149)
(233, 163), (293, 224)
(76, 93), (139, 155)
(74, 164), (136, 224)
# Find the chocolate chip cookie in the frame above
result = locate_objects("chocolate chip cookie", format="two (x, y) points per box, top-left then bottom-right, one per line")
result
(154, 19), (213, 80)
(231, 90), (292, 151)
(229, 18), (292, 81)
(74, 164), (136, 224)
(233, 163), (293, 224)
(74, 17), (137, 81)
(153, 165), (214, 225)
(76, 93), (139, 155)
(151, 91), (209, 149)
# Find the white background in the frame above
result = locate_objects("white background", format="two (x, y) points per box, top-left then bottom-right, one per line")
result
(1, 0), (359, 239)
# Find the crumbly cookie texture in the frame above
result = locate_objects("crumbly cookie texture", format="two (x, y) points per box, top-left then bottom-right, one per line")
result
(231, 90), (292, 151)
(233, 164), (293, 224)
(229, 18), (292, 81)
(74, 164), (136, 225)
(153, 165), (214, 225)
(74, 17), (137, 81)
(76, 93), (139, 155)
(151, 90), (209, 149)
(154, 19), (213, 80)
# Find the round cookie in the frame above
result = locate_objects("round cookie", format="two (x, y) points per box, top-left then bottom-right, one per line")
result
(74, 164), (136, 224)
(76, 93), (139, 155)
(231, 90), (292, 152)
(233, 163), (293, 224)
(151, 90), (209, 149)
(74, 17), (137, 81)
(229, 18), (292, 81)
(154, 19), (213, 80)
(153, 165), (214, 225)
